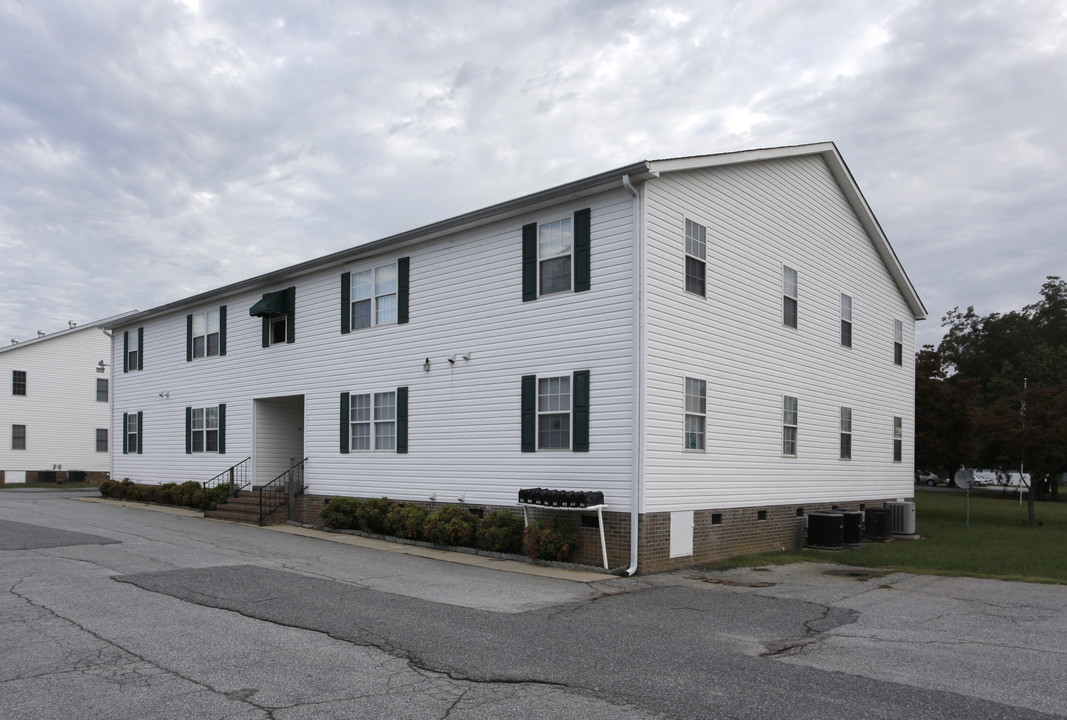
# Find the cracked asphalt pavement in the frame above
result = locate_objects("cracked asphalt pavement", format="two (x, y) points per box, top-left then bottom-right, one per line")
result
(1, 490), (1064, 719)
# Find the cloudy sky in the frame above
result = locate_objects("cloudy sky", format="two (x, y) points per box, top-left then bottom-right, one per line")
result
(1, 0), (1064, 350)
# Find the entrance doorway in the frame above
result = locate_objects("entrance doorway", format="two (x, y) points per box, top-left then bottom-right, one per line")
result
(252, 395), (305, 487)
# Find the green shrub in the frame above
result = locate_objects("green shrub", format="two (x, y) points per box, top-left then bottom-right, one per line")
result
(173, 481), (202, 507)
(119, 478), (136, 498)
(524, 518), (579, 562)
(478, 511), (524, 553)
(424, 505), (481, 547)
(156, 483), (177, 505)
(320, 497), (362, 530)
(388, 505), (429, 540)
(355, 497), (395, 534)
(98, 479), (120, 498)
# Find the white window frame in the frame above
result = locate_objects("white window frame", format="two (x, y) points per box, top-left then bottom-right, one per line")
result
(782, 396), (798, 456)
(893, 319), (904, 365)
(12, 424), (26, 450)
(684, 377), (706, 451)
(840, 407), (852, 460)
(191, 310), (220, 359)
(126, 414), (139, 454)
(349, 391), (396, 451)
(190, 406), (220, 453)
(841, 294), (853, 348)
(96, 428), (108, 453)
(269, 315), (287, 345)
(538, 217), (573, 296)
(350, 262), (398, 330)
(684, 218), (707, 297)
(537, 375), (571, 450)
(893, 416), (903, 462)
(783, 266), (798, 329)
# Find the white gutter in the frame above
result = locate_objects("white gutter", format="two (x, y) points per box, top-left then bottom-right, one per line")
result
(623, 174), (643, 576)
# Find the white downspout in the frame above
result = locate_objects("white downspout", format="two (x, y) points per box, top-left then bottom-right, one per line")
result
(623, 174), (643, 576)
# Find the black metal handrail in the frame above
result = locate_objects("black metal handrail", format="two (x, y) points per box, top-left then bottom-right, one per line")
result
(259, 458), (306, 525)
(202, 457), (251, 512)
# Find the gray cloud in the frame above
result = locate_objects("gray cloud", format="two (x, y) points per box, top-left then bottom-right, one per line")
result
(0, 0), (1063, 349)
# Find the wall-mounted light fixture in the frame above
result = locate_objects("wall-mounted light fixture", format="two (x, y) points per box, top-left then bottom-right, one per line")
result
(448, 355), (456, 365)
(462, 352), (472, 361)
(96, 360), (110, 374)
(158, 391), (170, 399)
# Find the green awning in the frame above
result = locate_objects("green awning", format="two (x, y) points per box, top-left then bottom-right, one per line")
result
(249, 290), (288, 317)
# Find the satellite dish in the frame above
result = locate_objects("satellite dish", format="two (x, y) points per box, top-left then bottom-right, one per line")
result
(954, 468), (974, 489)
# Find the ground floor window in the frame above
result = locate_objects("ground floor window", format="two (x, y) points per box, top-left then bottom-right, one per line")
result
(341, 388), (407, 454)
(12, 424), (25, 450)
(782, 396), (798, 456)
(840, 407), (852, 460)
(185, 405), (225, 454)
(684, 377), (706, 450)
(96, 428), (108, 452)
(893, 416), (903, 462)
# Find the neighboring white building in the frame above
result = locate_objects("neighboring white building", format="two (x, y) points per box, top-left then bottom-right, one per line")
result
(108, 143), (926, 572)
(0, 314), (132, 484)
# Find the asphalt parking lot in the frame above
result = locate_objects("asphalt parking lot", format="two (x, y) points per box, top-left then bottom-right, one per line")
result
(1, 489), (1064, 719)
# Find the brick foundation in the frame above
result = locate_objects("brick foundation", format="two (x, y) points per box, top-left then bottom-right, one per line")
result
(291, 493), (908, 574)
(21, 470), (109, 484)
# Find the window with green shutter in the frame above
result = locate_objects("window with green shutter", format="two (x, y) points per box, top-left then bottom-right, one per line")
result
(251, 287), (296, 347)
(187, 308), (226, 360)
(341, 258), (410, 333)
(522, 371), (589, 452)
(522, 209), (591, 301)
(185, 405), (224, 453)
(342, 388), (407, 453)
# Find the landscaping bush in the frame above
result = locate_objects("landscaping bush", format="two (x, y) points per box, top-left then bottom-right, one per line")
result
(173, 481), (202, 507)
(388, 504), (429, 541)
(319, 497), (362, 530)
(478, 511), (524, 553)
(424, 504), (481, 547)
(98, 479), (121, 498)
(156, 483), (177, 506)
(355, 497), (395, 534)
(524, 518), (579, 562)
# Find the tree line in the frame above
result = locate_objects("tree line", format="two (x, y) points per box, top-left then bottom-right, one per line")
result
(916, 276), (1066, 524)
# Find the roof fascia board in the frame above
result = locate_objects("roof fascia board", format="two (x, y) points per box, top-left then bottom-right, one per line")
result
(0, 310), (136, 354)
(647, 142), (837, 175)
(109, 162), (655, 329)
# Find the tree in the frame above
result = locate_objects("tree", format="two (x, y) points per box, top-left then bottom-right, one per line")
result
(922, 277), (1067, 525)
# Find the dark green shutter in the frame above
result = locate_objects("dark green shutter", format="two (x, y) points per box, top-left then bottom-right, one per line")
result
(137, 328), (143, 370)
(122, 413), (128, 454)
(218, 404), (226, 454)
(340, 392), (350, 454)
(574, 208), (591, 292)
(398, 257), (409, 324)
(340, 272), (351, 334)
(123, 331), (129, 373)
(521, 375), (536, 452)
(260, 294), (271, 347)
(522, 223), (537, 302)
(572, 370), (590, 452)
(286, 286), (296, 343)
(397, 386), (408, 454)
(218, 305), (227, 356)
(137, 411), (143, 454)
(185, 407), (192, 454)
(186, 315), (193, 362)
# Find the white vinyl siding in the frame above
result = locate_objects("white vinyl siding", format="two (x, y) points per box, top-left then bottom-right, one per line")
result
(111, 188), (637, 508)
(0, 327), (113, 474)
(642, 154), (916, 511)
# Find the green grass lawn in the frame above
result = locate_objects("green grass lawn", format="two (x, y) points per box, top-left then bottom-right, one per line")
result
(715, 489), (1067, 584)
(0, 482), (97, 490)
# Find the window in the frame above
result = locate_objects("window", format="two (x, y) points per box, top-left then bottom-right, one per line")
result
(684, 219), (707, 297)
(893, 416), (903, 462)
(840, 294), (852, 347)
(124, 327), (143, 372)
(894, 320), (904, 365)
(185, 405), (225, 454)
(782, 396), (798, 456)
(520, 371), (589, 452)
(251, 287), (296, 346)
(522, 210), (590, 301)
(12, 424), (25, 450)
(538, 218), (572, 296)
(782, 266), (798, 328)
(341, 389), (407, 453)
(12, 370), (26, 395)
(96, 429), (108, 452)
(123, 412), (142, 455)
(353, 263), (397, 329)
(684, 377), (706, 450)
(96, 378), (109, 402)
(188, 308), (225, 359)
(537, 376), (571, 449)
(840, 407), (852, 460)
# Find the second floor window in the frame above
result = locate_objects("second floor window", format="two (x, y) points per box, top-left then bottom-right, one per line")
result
(96, 378), (108, 402)
(841, 294), (853, 347)
(783, 266), (798, 329)
(124, 327), (143, 371)
(538, 218), (573, 296)
(12, 370), (26, 396)
(190, 309), (221, 359)
(685, 219), (707, 297)
(352, 263), (397, 329)
(894, 320), (904, 365)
